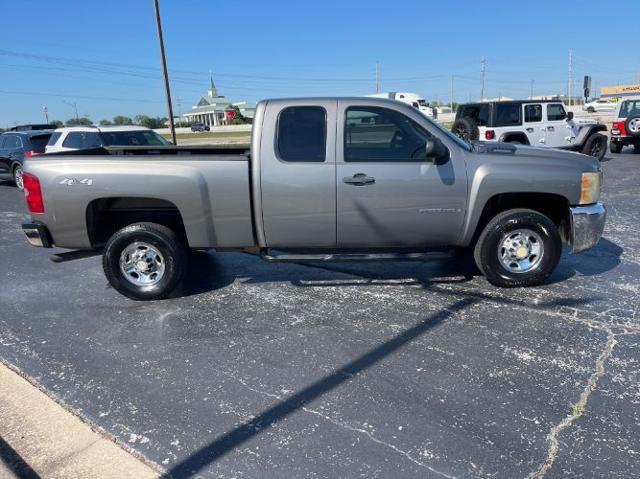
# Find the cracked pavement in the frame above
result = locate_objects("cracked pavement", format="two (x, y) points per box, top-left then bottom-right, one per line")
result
(0, 151), (638, 478)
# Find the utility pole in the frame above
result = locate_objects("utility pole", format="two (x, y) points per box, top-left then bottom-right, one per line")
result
(152, 0), (177, 145)
(375, 61), (380, 93)
(480, 57), (486, 101)
(63, 100), (79, 121)
(43, 106), (49, 124)
(530, 79), (534, 98)
(568, 49), (573, 106)
(449, 74), (454, 112)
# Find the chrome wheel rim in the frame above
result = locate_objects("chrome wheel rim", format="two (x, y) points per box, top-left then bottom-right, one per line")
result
(119, 242), (165, 286)
(629, 118), (640, 133)
(498, 229), (544, 274)
(14, 166), (23, 190)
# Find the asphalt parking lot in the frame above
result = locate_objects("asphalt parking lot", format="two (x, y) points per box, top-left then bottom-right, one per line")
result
(0, 150), (639, 478)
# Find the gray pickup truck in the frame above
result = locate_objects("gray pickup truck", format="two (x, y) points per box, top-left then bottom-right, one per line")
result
(21, 97), (606, 300)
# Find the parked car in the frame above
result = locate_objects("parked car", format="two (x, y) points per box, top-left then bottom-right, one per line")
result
(451, 100), (609, 161)
(0, 130), (53, 189)
(45, 126), (170, 153)
(368, 92), (436, 117)
(21, 97), (605, 300)
(609, 96), (640, 154)
(582, 99), (617, 113)
(190, 123), (210, 132)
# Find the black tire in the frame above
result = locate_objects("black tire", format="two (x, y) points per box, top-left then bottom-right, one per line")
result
(634, 144), (640, 153)
(587, 106), (595, 113)
(12, 164), (24, 190)
(581, 133), (607, 161)
(609, 142), (623, 154)
(625, 115), (640, 137)
(102, 222), (187, 301)
(473, 209), (562, 288)
(451, 117), (479, 142)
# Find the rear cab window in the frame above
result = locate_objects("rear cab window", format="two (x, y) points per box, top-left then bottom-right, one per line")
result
(276, 106), (326, 162)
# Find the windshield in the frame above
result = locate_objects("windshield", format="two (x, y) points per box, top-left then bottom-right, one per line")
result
(424, 116), (472, 151)
(99, 130), (170, 146)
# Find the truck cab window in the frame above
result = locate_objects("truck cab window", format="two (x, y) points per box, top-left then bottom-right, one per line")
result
(344, 106), (433, 162)
(277, 106), (326, 162)
(524, 104), (542, 122)
(547, 104), (567, 121)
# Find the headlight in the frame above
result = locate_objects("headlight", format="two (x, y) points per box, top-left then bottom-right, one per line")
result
(580, 171), (602, 204)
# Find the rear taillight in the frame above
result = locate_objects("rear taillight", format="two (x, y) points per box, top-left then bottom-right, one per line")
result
(485, 129), (495, 140)
(612, 121), (626, 136)
(24, 150), (35, 158)
(22, 172), (44, 213)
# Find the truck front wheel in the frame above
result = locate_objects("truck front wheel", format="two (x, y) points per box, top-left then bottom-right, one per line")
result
(473, 209), (561, 288)
(102, 222), (187, 300)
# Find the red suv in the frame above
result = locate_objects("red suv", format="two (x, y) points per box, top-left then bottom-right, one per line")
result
(610, 97), (640, 153)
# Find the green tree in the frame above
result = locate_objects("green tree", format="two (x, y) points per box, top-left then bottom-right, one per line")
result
(99, 119), (113, 125)
(134, 115), (167, 129)
(66, 117), (92, 127)
(113, 115), (133, 125)
(50, 120), (64, 128)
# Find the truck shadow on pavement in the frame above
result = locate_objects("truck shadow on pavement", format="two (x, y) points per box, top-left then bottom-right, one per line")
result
(174, 238), (622, 298)
(0, 435), (41, 479)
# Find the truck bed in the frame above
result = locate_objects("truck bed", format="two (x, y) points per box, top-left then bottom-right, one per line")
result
(25, 147), (255, 250)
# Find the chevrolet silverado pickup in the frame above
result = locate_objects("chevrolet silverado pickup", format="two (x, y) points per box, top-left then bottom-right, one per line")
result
(21, 97), (606, 300)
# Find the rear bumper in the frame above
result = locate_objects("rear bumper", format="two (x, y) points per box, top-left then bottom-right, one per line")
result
(569, 202), (606, 253)
(22, 221), (53, 248)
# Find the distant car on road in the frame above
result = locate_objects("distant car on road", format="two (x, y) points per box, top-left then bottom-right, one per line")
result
(0, 130), (53, 189)
(582, 99), (617, 113)
(368, 92), (436, 117)
(609, 96), (640, 153)
(190, 123), (210, 132)
(45, 126), (170, 153)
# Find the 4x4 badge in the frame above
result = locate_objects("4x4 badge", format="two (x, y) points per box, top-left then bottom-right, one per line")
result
(60, 178), (93, 186)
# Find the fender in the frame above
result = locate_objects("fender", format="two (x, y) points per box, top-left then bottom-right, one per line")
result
(573, 124), (607, 147)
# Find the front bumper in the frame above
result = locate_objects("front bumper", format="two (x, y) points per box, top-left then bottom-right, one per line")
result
(569, 202), (606, 253)
(22, 221), (52, 248)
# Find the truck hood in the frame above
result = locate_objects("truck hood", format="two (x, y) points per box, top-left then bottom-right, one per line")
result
(472, 142), (600, 172)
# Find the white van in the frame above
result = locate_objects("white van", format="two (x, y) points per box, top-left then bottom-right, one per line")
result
(367, 92), (435, 117)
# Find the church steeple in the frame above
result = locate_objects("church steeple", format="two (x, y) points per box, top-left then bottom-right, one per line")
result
(208, 70), (218, 97)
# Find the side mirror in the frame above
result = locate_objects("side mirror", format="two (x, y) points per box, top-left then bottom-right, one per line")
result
(567, 111), (574, 121)
(425, 138), (448, 161)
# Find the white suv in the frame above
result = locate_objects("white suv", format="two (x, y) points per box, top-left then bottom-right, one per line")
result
(45, 125), (169, 153)
(452, 100), (609, 161)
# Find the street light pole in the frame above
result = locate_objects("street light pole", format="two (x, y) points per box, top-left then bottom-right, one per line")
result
(63, 100), (79, 121)
(152, 0), (177, 145)
(43, 106), (49, 124)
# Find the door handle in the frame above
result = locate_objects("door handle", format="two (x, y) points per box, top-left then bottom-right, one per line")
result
(343, 173), (375, 186)
(526, 127), (534, 133)
(547, 126), (555, 132)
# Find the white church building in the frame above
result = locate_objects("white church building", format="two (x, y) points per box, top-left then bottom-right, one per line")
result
(182, 77), (256, 126)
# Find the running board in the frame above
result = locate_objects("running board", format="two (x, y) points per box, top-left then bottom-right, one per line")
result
(260, 250), (453, 263)
(49, 250), (102, 263)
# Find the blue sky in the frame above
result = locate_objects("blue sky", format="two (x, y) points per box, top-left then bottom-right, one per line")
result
(1, 0), (638, 126)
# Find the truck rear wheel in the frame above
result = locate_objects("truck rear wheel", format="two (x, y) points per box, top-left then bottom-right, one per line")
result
(102, 222), (187, 300)
(473, 209), (561, 288)
(609, 142), (623, 154)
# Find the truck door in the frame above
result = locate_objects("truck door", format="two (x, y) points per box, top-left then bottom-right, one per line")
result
(544, 103), (571, 147)
(522, 103), (545, 145)
(259, 99), (337, 248)
(336, 101), (467, 248)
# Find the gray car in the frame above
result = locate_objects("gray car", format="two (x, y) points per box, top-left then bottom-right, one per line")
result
(20, 97), (606, 300)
